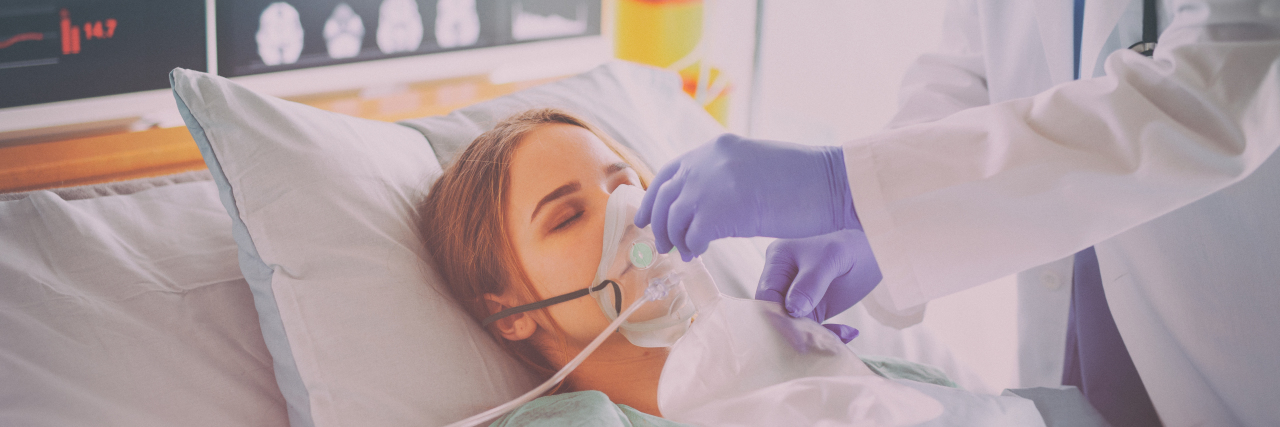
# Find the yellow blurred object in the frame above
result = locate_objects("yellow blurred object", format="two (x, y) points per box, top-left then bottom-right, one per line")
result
(615, 0), (730, 126)
(614, 0), (703, 68)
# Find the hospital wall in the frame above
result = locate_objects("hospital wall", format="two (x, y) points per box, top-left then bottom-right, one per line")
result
(749, 0), (1023, 393)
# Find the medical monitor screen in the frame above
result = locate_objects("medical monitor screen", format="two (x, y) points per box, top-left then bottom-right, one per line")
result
(217, 0), (602, 78)
(0, 1), (206, 109)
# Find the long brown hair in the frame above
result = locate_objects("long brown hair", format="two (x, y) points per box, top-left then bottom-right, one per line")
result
(418, 108), (652, 380)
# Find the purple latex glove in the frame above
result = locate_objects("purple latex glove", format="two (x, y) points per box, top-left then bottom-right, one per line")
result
(635, 133), (859, 261)
(755, 229), (882, 344)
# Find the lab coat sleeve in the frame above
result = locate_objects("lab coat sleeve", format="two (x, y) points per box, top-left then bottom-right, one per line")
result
(887, 0), (991, 129)
(844, 0), (1280, 312)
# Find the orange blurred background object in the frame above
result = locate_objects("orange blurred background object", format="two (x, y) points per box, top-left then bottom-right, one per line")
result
(614, 0), (731, 125)
(0, 74), (558, 193)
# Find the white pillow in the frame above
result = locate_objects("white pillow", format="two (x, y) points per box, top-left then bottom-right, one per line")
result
(0, 176), (288, 426)
(171, 68), (540, 427)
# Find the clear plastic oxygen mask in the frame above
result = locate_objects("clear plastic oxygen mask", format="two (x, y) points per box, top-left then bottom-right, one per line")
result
(445, 184), (718, 427)
(589, 183), (703, 348)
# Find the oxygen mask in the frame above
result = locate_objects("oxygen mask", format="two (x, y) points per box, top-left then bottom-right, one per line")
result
(590, 183), (714, 347)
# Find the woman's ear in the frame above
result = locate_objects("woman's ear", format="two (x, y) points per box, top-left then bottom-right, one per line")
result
(483, 293), (538, 341)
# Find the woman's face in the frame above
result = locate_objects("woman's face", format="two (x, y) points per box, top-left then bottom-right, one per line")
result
(504, 123), (642, 348)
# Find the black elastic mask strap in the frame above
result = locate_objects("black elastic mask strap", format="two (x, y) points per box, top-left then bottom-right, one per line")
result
(1128, 0), (1159, 57)
(481, 280), (620, 327)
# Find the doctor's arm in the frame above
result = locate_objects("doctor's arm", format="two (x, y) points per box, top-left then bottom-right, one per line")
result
(847, 0), (1280, 313)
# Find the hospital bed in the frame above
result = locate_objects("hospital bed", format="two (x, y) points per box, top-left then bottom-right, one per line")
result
(2, 61), (1002, 426)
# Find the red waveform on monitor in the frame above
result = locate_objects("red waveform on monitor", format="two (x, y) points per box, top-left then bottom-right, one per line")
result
(0, 32), (43, 49)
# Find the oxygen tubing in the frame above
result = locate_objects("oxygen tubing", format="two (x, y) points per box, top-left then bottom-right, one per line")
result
(442, 281), (671, 427)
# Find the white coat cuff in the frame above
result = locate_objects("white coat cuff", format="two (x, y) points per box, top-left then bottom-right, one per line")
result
(843, 136), (931, 313)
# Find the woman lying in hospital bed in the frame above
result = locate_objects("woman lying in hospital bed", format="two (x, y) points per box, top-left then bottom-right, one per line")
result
(419, 108), (1048, 427)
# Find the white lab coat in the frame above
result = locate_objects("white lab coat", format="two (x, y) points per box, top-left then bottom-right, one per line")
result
(846, 0), (1280, 425)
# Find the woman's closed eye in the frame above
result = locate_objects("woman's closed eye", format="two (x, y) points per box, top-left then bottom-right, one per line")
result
(551, 210), (584, 232)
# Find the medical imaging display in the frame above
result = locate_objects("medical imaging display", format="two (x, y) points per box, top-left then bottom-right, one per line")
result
(0, 1), (206, 109)
(218, 0), (601, 77)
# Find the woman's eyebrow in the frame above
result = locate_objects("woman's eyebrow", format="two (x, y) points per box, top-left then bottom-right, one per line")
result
(606, 162), (630, 175)
(531, 181), (581, 222)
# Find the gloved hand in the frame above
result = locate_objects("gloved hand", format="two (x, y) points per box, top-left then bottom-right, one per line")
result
(635, 133), (859, 261)
(755, 229), (882, 344)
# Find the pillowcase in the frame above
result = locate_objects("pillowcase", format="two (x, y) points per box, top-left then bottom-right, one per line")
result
(171, 68), (538, 427)
(0, 174), (288, 426)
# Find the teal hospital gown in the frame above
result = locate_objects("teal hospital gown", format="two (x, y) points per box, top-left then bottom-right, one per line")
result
(488, 356), (957, 426)
(488, 390), (691, 427)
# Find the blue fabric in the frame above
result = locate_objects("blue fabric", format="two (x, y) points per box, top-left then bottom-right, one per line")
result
(1062, 247), (1161, 426)
(1074, 0), (1085, 79)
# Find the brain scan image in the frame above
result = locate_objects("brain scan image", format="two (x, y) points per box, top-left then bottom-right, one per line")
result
(323, 3), (365, 59)
(376, 0), (424, 54)
(256, 2), (305, 66)
(511, 1), (588, 41)
(435, 0), (480, 48)
(221, 0), (602, 78)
